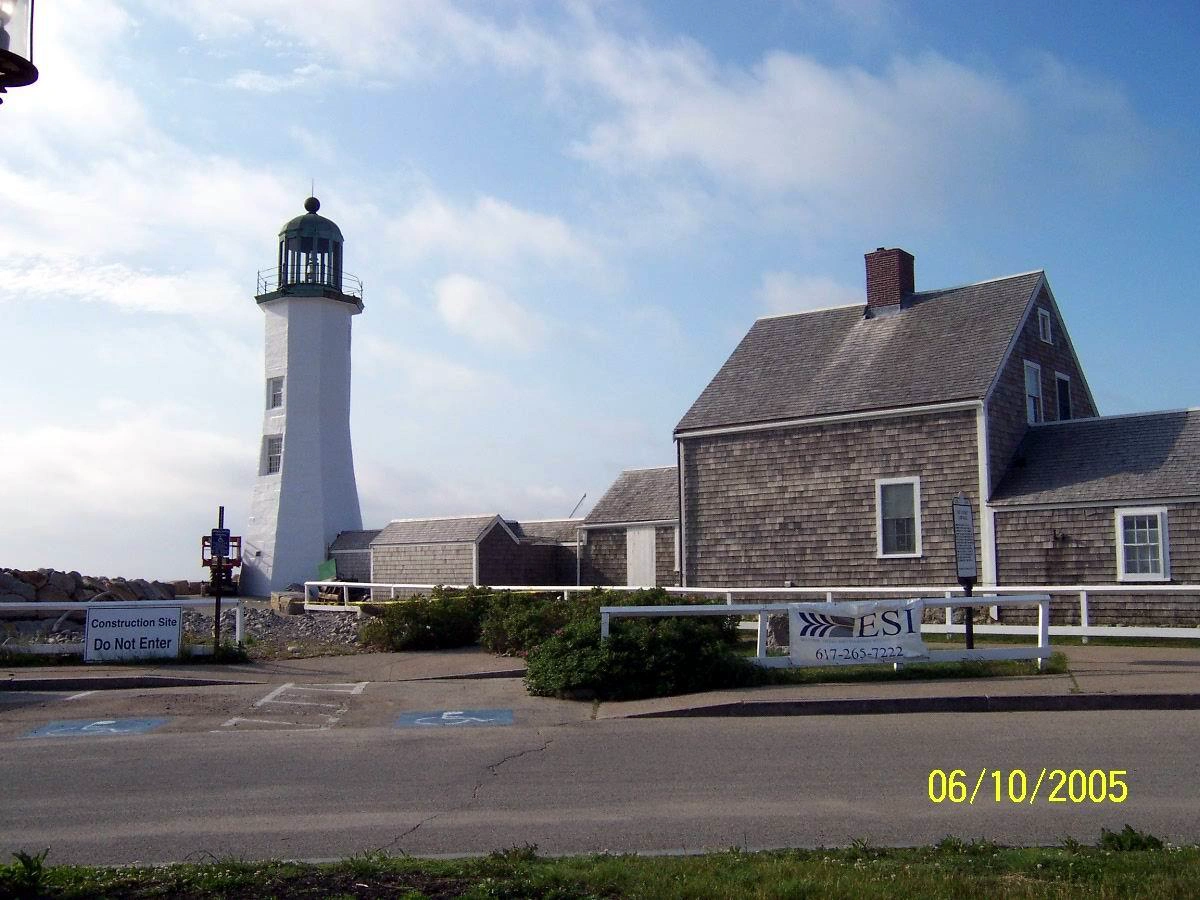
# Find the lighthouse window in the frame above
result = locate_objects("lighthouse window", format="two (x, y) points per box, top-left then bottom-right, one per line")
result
(262, 435), (283, 475)
(267, 376), (284, 410)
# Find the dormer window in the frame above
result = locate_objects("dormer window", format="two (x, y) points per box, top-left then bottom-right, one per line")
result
(1037, 308), (1053, 344)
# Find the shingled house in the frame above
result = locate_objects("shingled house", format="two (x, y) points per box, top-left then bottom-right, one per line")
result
(674, 247), (1198, 623)
(578, 466), (680, 587)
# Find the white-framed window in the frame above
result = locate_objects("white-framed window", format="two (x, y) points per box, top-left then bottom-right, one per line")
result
(1055, 372), (1072, 421)
(267, 376), (284, 410)
(1024, 360), (1043, 424)
(875, 477), (922, 558)
(1115, 507), (1169, 582)
(262, 434), (283, 475)
(1037, 307), (1053, 344)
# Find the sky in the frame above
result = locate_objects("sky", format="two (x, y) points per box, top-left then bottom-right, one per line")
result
(2, 0), (1198, 582)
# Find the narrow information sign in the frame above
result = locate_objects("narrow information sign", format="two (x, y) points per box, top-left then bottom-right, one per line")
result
(952, 494), (978, 581)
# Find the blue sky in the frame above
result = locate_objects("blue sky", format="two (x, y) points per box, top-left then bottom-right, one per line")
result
(3, 0), (1197, 581)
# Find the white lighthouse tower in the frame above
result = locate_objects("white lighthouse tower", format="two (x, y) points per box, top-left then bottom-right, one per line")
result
(241, 197), (364, 596)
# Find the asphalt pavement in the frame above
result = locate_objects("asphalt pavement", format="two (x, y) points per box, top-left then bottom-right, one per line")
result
(4, 642), (1199, 717)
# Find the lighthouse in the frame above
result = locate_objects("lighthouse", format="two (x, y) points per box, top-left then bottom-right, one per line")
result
(240, 197), (364, 596)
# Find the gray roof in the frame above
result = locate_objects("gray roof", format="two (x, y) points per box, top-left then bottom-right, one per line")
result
(992, 410), (1200, 506)
(371, 516), (510, 546)
(676, 272), (1044, 433)
(329, 529), (381, 552)
(584, 467), (679, 526)
(510, 519), (583, 543)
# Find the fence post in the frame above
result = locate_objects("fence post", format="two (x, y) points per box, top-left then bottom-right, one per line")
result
(1079, 590), (1090, 645)
(945, 592), (953, 630)
(235, 600), (244, 644)
(600, 611), (610, 640)
(757, 613), (768, 660)
(726, 591), (734, 605)
(1037, 597), (1049, 671)
(826, 591), (833, 603)
(390, 586), (397, 600)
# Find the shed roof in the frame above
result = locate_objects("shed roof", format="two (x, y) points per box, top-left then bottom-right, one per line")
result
(991, 410), (1200, 506)
(584, 466), (679, 526)
(675, 271), (1044, 433)
(371, 515), (511, 546)
(329, 529), (381, 552)
(510, 519), (583, 543)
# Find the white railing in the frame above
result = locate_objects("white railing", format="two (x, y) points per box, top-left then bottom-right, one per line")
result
(1, 598), (245, 656)
(599, 595), (1053, 670)
(303, 580), (1200, 642)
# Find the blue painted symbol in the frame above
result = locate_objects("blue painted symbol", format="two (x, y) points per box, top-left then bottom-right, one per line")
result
(24, 718), (170, 738)
(396, 709), (513, 728)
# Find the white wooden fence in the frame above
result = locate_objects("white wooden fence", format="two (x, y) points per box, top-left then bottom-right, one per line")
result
(303, 580), (1199, 642)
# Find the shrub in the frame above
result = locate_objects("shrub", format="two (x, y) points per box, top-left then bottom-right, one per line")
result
(480, 591), (571, 657)
(359, 586), (490, 651)
(524, 591), (762, 700)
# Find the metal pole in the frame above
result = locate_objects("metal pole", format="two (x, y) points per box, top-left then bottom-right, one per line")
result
(963, 580), (974, 650)
(212, 506), (223, 653)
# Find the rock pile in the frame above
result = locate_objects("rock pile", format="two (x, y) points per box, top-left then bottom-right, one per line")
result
(0, 567), (202, 604)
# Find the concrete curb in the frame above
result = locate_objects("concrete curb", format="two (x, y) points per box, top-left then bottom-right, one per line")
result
(625, 692), (1200, 717)
(1, 675), (261, 691)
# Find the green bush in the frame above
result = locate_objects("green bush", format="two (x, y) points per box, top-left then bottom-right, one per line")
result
(524, 590), (761, 700)
(359, 586), (490, 651)
(480, 591), (571, 657)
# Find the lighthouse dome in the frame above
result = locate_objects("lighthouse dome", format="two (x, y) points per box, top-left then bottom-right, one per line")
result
(279, 196), (345, 243)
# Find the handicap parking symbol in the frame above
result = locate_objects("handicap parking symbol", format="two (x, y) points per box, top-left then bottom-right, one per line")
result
(396, 709), (513, 728)
(24, 718), (170, 738)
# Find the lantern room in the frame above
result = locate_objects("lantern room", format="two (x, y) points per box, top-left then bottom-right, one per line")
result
(255, 196), (363, 309)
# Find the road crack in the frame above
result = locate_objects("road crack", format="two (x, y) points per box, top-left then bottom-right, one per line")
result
(380, 731), (556, 855)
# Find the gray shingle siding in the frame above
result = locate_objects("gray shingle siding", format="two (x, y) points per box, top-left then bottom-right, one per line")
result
(994, 504), (1200, 625)
(579, 528), (625, 586)
(985, 284), (1097, 495)
(331, 550), (371, 582)
(681, 409), (981, 586)
(370, 544), (474, 599)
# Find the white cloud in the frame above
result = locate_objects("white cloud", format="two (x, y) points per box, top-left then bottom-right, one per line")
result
(0, 414), (250, 580)
(757, 272), (863, 315)
(226, 63), (333, 93)
(385, 194), (599, 270)
(434, 274), (548, 353)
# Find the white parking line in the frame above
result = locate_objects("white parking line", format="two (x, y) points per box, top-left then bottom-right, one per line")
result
(220, 682), (370, 732)
(65, 691), (96, 701)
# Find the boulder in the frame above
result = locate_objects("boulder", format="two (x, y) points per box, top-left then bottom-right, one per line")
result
(765, 613), (788, 651)
(151, 581), (176, 600)
(0, 573), (36, 601)
(16, 569), (48, 590)
(72, 587), (99, 601)
(36, 584), (73, 603)
(48, 571), (75, 594)
(107, 583), (139, 602)
(271, 592), (306, 615)
(68, 571), (85, 593)
(130, 578), (154, 600)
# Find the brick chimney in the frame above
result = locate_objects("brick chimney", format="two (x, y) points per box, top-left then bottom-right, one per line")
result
(865, 247), (915, 310)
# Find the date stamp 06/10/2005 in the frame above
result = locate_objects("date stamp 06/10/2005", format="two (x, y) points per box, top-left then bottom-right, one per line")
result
(928, 769), (1130, 806)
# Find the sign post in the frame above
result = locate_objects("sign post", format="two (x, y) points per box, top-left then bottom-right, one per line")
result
(200, 506), (243, 654)
(952, 493), (978, 649)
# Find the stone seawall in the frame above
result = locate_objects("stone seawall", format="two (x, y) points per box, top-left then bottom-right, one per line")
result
(0, 567), (205, 605)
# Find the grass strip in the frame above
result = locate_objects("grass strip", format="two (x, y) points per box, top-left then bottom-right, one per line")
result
(4, 833), (1196, 899)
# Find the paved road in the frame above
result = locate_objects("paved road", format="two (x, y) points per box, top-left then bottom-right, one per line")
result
(1, 679), (1196, 864)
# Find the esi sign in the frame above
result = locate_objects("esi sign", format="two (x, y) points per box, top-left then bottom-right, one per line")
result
(85, 604), (183, 662)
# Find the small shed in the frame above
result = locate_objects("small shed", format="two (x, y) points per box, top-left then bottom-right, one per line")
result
(579, 466), (680, 587)
(367, 514), (581, 597)
(328, 529), (380, 583)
